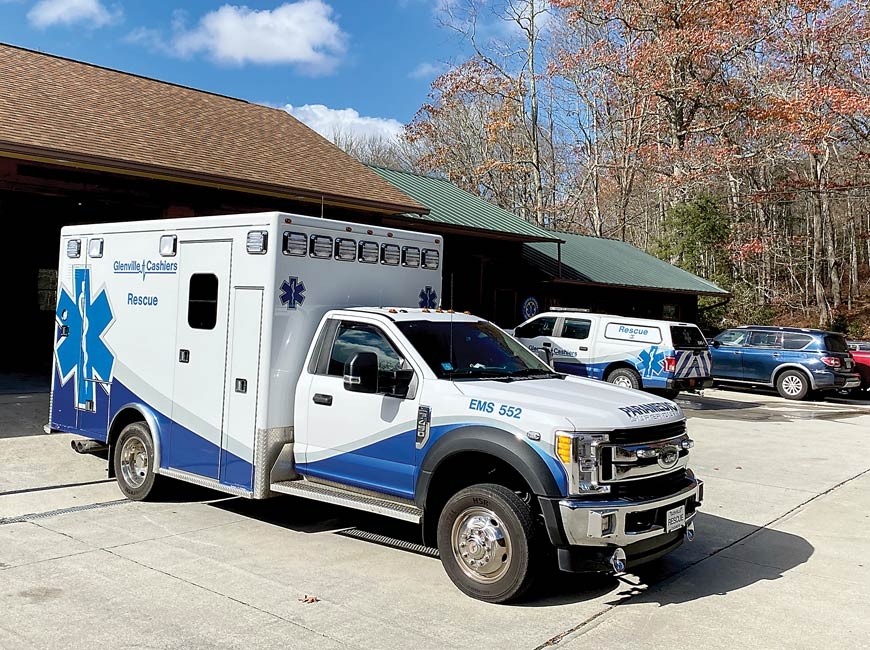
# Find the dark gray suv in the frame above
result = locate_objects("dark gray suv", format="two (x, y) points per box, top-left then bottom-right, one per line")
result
(710, 326), (861, 400)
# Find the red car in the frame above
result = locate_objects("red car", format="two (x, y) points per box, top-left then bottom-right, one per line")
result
(847, 341), (870, 393)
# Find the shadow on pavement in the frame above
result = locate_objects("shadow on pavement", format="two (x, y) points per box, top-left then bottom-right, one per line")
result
(677, 393), (763, 411)
(207, 498), (813, 607)
(603, 511), (814, 607)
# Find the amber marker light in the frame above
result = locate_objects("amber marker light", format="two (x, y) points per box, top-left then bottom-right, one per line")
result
(555, 434), (573, 464)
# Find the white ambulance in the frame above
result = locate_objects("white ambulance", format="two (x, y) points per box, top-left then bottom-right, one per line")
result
(50, 212), (702, 604)
(512, 309), (713, 398)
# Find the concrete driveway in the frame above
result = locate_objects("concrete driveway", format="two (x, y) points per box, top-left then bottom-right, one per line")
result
(1, 388), (868, 650)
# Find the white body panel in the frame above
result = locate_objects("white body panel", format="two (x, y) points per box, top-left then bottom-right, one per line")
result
(50, 212), (442, 494)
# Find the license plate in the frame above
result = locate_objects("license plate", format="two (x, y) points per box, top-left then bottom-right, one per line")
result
(665, 505), (686, 533)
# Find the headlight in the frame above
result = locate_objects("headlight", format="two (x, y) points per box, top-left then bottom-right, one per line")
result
(554, 431), (611, 495)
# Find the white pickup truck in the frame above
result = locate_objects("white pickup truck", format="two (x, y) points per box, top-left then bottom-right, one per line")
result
(50, 211), (703, 603)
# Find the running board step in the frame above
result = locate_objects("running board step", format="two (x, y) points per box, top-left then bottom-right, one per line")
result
(270, 480), (422, 523)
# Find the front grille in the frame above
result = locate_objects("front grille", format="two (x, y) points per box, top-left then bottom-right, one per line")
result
(610, 420), (687, 444)
(609, 469), (690, 499)
(598, 447), (688, 482)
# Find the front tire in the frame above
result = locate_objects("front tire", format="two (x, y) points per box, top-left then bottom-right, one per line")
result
(606, 367), (642, 390)
(437, 483), (538, 604)
(776, 370), (810, 400)
(113, 422), (162, 501)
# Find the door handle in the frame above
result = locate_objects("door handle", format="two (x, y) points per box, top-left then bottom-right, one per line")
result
(179, 349), (190, 363)
(313, 393), (333, 406)
(577, 346), (588, 352)
(772, 353), (780, 358)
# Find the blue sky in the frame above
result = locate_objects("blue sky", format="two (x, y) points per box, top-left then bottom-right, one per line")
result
(0, 0), (468, 140)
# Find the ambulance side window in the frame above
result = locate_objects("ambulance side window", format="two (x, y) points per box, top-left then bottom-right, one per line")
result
(515, 317), (556, 339)
(188, 273), (218, 330)
(562, 318), (591, 340)
(326, 322), (403, 376)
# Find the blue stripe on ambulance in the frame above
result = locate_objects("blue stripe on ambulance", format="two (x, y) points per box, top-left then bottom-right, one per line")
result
(109, 380), (254, 491)
(298, 422), (570, 500)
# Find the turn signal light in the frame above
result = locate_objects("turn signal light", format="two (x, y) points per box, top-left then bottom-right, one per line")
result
(663, 355), (676, 373)
(555, 435), (573, 464)
(821, 356), (841, 368)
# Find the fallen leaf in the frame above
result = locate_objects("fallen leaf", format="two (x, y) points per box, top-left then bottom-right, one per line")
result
(298, 595), (320, 604)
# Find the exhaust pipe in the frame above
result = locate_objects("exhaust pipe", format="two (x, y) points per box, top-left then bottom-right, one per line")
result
(610, 548), (626, 573)
(685, 521), (696, 542)
(71, 439), (109, 455)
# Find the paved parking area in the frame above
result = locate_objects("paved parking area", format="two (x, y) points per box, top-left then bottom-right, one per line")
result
(1, 387), (869, 649)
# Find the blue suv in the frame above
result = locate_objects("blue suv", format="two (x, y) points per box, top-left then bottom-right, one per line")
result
(710, 326), (861, 400)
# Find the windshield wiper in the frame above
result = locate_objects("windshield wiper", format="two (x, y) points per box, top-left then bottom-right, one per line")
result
(443, 368), (513, 380)
(509, 368), (559, 378)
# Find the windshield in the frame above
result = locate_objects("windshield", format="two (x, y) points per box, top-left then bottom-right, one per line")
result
(397, 319), (555, 380)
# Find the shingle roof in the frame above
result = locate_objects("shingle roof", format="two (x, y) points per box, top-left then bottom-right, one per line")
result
(0, 43), (426, 215)
(369, 166), (561, 242)
(525, 231), (730, 296)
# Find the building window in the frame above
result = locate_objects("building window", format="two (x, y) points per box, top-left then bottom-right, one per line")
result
(38, 269), (57, 311)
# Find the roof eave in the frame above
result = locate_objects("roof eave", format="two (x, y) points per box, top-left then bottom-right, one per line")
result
(548, 277), (731, 297)
(384, 214), (563, 243)
(0, 142), (429, 216)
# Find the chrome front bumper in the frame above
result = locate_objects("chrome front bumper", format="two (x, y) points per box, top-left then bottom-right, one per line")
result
(558, 478), (703, 547)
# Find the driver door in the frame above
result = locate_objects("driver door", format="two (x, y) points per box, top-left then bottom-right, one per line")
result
(301, 319), (420, 499)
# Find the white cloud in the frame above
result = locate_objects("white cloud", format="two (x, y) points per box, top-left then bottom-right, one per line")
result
(410, 61), (448, 80)
(27, 0), (118, 28)
(282, 104), (404, 141)
(145, 1), (348, 72)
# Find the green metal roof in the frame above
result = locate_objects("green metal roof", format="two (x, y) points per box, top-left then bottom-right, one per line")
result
(369, 166), (561, 242)
(525, 231), (730, 296)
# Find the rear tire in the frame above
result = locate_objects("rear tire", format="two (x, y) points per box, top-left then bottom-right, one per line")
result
(437, 483), (538, 604)
(776, 370), (810, 400)
(658, 389), (681, 400)
(606, 367), (642, 390)
(113, 422), (162, 501)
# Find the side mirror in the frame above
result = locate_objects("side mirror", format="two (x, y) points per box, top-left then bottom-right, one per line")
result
(711, 340), (721, 348)
(533, 345), (552, 365)
(344, 352), (379, 393)
(382, 368), (414, 399)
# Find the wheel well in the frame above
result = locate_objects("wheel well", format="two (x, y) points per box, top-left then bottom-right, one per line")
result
(774, 366), (811, 387)
(107, 408), (147, 477)
(604, 362), (639, 381)
(422, 452), (533, 546)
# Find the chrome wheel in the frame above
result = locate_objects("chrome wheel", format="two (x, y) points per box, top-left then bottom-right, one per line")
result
(612, 376), (633, 388)
(119, 435), (148, 489)
(781, 374), (804, 397)
(451, 506), (512, 584)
